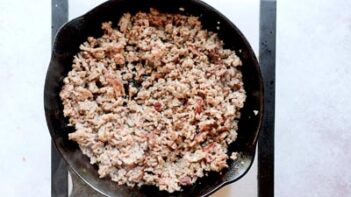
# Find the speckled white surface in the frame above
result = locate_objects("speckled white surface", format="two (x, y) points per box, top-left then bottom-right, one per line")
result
(276, 0), (351, 196)
(0, 0), (51, 196)
(1, 0), (350, 196)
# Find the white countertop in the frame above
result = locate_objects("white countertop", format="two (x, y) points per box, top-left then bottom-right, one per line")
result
(0, 0), (350, 196)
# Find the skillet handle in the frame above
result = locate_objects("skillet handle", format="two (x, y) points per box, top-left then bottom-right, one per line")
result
(69, 169), (105, 197)
(226, 151), (256, 183)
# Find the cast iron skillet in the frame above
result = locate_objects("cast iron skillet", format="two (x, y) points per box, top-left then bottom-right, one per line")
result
(44, 0), (264, 196)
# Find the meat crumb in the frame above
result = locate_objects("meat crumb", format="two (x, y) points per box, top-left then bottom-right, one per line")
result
(230, 152), (238, 161)
(153, 102), (162, 112)
(253, 110), (259, 116)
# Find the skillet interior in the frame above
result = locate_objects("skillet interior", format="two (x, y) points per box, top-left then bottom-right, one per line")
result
(44, 0), (264, 196)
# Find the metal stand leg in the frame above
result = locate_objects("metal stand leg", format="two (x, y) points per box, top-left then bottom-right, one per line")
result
(258, 0), (276, 197)
(51, 0), (68, 196)
(52, 143), (68, 197)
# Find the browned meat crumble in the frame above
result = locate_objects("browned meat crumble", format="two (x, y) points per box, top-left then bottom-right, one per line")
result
(60, 9), (246, 193)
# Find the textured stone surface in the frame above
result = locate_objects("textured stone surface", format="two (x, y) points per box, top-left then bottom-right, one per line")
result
(276, 0), (351, 196)
(0, 0), (51, 196)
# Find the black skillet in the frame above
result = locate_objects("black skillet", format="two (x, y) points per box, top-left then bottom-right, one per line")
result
(44, 0), (264, 196)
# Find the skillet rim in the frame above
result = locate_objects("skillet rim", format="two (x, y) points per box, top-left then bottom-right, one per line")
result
(44, 0), (264, 196)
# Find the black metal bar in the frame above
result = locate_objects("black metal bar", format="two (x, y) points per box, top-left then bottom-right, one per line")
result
(258, 0), (276, 197)
(51, 144), (68, 197)
(51, 0), (68, 196)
